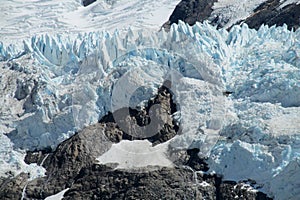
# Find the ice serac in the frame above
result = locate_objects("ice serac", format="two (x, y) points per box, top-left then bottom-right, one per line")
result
(0, 22), (300, 199)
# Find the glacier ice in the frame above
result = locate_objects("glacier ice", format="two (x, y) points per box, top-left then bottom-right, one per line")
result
(0, 21), (300, 199)
(0, 134), (46, 179)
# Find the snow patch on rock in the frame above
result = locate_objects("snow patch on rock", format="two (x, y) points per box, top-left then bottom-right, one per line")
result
(0, 22), (300, 199)
(44, 188), (69, 200)
(97, 140), (173, 169)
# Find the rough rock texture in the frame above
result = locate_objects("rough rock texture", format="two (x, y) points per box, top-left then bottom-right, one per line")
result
(0, 173), (29, 200)
(243, 1), (300, 30)
(0, 164), (272, 200)
(163, 0), (218, 30)
(0, 85), (272, 199)
(82, 0), (97, 7)
(163, 0), (300, 30)
(24, 147), (52, 166)
(63, 164), (271, 200)
(64, 165), (217, 200)
(0, 84), (179, 199)
(24, 123), (113, 199)
(99, 84), (179, 145)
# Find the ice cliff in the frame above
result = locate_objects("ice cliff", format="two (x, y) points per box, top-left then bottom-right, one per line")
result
(0, 21), (299, 199)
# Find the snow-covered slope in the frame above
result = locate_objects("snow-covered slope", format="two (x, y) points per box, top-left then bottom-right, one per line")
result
(0, 0), (181, 43)
(165, 0), (300, 31)
(0, 21), (299, 199)
(209, 0), (267, 29)
(210, 0), (300, 29)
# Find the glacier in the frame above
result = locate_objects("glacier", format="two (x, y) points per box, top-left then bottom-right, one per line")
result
(0, 21), (300, 199)
(0, 0), (181, 43)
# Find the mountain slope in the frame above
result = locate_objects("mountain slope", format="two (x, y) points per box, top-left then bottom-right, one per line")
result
(163, 0), (300, 30)
(1, 21), (300, 199)
(0, 1), (300, 199)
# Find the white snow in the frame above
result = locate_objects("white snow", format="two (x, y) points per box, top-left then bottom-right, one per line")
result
(1, 0), (299, 199)
(45, 188), (69, 200)
(0, 21), (300, 199)
(265, 108), (300, 137)
(97, 140), (173, 169)
(210, 0), (300, 29)
(0, 0), (181, 44)
(199, 181), (211, 187)
(210, 0), (266, 29)
(279, 0), (300, 9)
(0, 134), (46, 179)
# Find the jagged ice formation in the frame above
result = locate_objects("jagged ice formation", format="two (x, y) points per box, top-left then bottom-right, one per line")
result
(0, 21), (299, 199)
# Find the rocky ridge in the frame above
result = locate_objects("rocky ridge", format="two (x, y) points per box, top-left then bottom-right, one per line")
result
(163, 0), (300, 30)
(0, 85), (271, 199)
(2, 1), (297, 198)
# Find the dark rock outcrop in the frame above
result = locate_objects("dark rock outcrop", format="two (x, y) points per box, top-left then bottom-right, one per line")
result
(0, 173), (29, 200)
(63, 164), (271, 200)
(0, 83), (272, 199)
(64, 165), (217, 200)
(163, 0), (300, 30)
(220, 180), (272, 200)
(163, 0), (218, 30)
(2, 83), (180, 199)
(243, 1), (300, 30)
(82, 0), (97, 7)
(99, 84), (179, 145)
(24, 123), (113, 199)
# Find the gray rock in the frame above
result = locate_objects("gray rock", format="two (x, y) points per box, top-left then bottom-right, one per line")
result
(64, 164), (217, 200)
(1, 84), (271, 200)
(0, 173), (29, 200)
(163, 0), (217, 30)
(243, 1), (300, 30)
(163, 0), (300, 30)
(82, 0), (97, 7)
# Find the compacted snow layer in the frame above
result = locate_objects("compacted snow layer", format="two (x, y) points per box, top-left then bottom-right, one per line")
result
(97, 140), (173, 169)
(0, 22), (300, 199)
(0, 0), (181, 43)
(44, 188), (69, 200)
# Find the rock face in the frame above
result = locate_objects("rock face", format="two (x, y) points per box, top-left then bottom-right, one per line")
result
(0, 173), (29, 200)
(24, 124), (113, 199)
(63, 164), (271, 200)
(99, 84), (178, 145)
(163, 0), (218, 30)
(64, 165), (217, 200)
(243, 0), (300, 30)
(163, 0), (300, 30)
(0, 84), (272, 199)
(82, 0), (97, 7)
